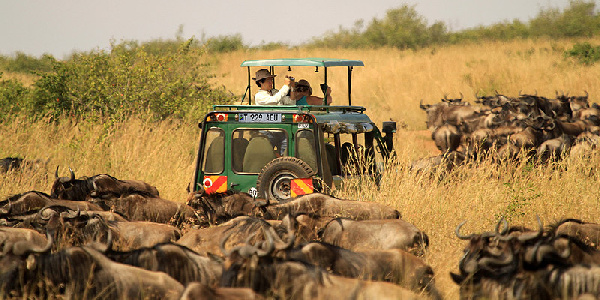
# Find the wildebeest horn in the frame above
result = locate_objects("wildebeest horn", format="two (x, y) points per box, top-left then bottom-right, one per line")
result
(0, 202), (11, 215)
(455, 221), (474, 240)
(477, 251), (515, 269)
(38, 206), (57, 221)
(103, 229), (113, 253)
(220, 230), (235, 257)
(255, 227), (275, 257)
(517, 216), (543, 242)
(495, 217), (509, 235)
(273, 215), (296, 250)
(69, 167), (75, 181)
(55, 166), (59, 179)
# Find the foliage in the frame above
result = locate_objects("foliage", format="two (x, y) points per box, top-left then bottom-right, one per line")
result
(0, 72), (28, 121)
(0, 52), (55, 74)
(0, 39), (236, 122)
(308, 1), (600, 49)
(204, 34), (246, 53)
(564, 42), (600, 65)
(310, 5), (448, 49)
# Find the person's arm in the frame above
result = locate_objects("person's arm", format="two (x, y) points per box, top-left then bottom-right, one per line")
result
(254, 85), (290, 105)
(306, 87), (332, 105)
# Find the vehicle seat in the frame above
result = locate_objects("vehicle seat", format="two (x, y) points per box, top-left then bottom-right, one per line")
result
(297, 136), (317, 172)
(232, 137), (249, 172)
(204, 136), (224, 174)
(243, 136), (277, 173)
(324, 143), (339, 176)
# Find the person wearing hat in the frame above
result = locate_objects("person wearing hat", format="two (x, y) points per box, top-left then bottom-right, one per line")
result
(292, 79), (332, 105)
(253, 69), (295, 105)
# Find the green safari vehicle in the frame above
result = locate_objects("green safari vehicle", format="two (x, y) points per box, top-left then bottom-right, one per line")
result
(192, 58), (396, 200)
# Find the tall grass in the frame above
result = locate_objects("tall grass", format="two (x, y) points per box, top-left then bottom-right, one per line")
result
(2, 38), (600, 298)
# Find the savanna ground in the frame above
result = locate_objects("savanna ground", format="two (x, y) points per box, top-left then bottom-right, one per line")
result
(2, 38), (600, 298)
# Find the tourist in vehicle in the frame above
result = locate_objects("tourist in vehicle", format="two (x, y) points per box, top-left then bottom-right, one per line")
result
(253, 69), (295, 105)
(292, 79), (332, 105)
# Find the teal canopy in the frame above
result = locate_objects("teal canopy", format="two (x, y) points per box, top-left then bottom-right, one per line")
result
(241, 58), (364, 68)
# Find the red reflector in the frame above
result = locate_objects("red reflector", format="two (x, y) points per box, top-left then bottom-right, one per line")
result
(290, 178), (314, 197)
(203, 176), (228, 194)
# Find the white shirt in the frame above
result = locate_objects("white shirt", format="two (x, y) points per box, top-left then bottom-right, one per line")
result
(254, 85), (294, 105)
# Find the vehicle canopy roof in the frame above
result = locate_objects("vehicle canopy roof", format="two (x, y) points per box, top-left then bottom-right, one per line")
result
(241, 58), (364, 106)
(241, 58), (364, 67)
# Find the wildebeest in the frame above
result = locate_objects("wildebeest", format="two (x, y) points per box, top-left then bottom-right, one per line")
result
(432, 124), (461, 153)
(185, 190), (263, 225)
(0, 157), (47, 173)
(0, 227), (49, 251)
(552, 219), (600, 249)
(220, 227), (424, 300)
(410, 151), (466, 174)
(285, 241), (441, 299)
(29, 206), (181, 251)
(91, 194), (196, 224)
(420, 99), (480, 131)
(0, 157), (23, 173)
(451, 217), (600, 299)
(0, 191), (104, 215)
(0, 232), (183, 299)
(51, 169), (160, 201)
(320, 218), (429, 255)
(103, 242), (222, 286)
(178, 216), (292, 256)
(261, 193), (401, 220)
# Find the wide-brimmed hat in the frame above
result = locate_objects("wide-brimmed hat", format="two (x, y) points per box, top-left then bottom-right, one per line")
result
(253, 69), (276, 81)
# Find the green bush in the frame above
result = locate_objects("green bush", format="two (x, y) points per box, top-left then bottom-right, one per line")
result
(0, 73), (28, 121)
(564, 42), (600, 65)
(204, 34), (245, 53)
(20, 39), (235, 121)
(309, 1), (600, 49)
(0, 52), (55, 73)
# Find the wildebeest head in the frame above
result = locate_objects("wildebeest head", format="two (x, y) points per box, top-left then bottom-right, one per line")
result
(452, 217), (546, 282)
(50, 167), (93, 201)
(0, 157), (23, 173)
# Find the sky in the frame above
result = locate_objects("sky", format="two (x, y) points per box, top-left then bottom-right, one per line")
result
(1, 0), (575, 59)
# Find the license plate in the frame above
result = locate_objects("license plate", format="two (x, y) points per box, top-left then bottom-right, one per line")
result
(239, 113), (282, 123)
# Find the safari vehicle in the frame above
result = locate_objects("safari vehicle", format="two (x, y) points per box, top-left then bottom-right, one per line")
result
(192, 58), (396, 200)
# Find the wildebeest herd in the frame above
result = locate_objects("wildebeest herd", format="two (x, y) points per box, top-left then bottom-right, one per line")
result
(3, 168), (600, 299)
(413, 92), (600, 172)
(451, 217), (600, 299)
(1, 168), (440, 299)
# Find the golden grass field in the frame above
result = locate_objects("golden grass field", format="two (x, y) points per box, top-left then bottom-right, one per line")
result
(2, 37), (600, 298)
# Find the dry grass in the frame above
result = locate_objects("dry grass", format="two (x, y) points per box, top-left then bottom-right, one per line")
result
(2, 38), (600, 299)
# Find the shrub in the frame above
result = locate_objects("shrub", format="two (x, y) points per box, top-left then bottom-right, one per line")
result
(564, 42), (600, 65)
(204, 34), (245, 53)
(0, 52), (55, 73)
(25, 39), (235, 121)
(0, 72), (28, 121)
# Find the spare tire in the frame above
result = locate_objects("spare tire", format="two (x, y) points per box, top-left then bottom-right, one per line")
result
(256, 157), (315, 201)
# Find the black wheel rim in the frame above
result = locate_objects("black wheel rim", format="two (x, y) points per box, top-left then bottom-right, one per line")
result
(270, 172), (296, 200)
